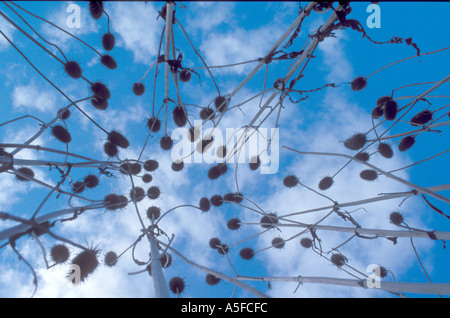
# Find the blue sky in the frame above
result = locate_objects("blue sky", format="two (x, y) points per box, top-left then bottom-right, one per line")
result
(0, 1), (449, 298)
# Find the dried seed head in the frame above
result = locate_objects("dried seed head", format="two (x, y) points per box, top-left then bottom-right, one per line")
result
(160, 253), (172, 268)
(283, 175), (299, 188)
(398, 135), (415, 152)
(360, 169), (378, 181)
(300, 237), (313, 248)
(318, 176), (333, 190)
(146, 206), (161, 220)
(354, 152), (370, 162)
(84, 174), (99, 188)
(260, 213), (278, 229)
(378, 142), (393, 159)
(376, 266), (388, 278)
(179, 69), (192, 82)
(214, 96), (228, 112)
(89, 1), (103, 19)
(160, 136), (173, 150)
(108, 131), (129, 149)
(249, 156), (261, 171)
(142, 173), (153, 183)
(100, 54), (117, 69)
(172, 105), (187, 127)
(91, 96), (108, 110)
(389, 211), (404, 225)
(130, 187), (145, 202)
(384, 99), (398, 121)
(350, 76), (367, 91)
(64, 61), (82, 79)
(104, 193), (128, 211)
(344, 133), (367, 150)
(143, 159), (159, 172)
(102, 32), (115, 51)
(207, 165), (221, 180)
(206, 274), (221, 286)
(271, 237), (285, 249)
(217, 243), (229, 255)
(15, 167), (34, 181)
(104, 141), (118, 158)
(188, 127), (200, 142)
(91, 82), (110, 100)
(216, 146), (227, 159)
(147, 186), (161, 200)
(210, 194), (223, 207)
(200, 107), (214, 120)
(51, 244), (70, 264)
(72, 181), (85, 194)
(120, 162), (141, 175)
(169, 277), (185, 294)
(171, 160), (184, 172)
(70, 248), (99, 283)
(51, 125), (71, 143)
(104, 251), (118, 267)
(227, 218), (241, 230)
(196, 137), (214, 154)
(209, 237), (221, 249)
(330, 253), (347, 267)
(57, 108), (71, 120)
(410, 110), (432, 126)
(231, 192), (243, 203)
(199, 197), (210, 212)
(240, 247), (254, 260)
(133, 82), (145, 96)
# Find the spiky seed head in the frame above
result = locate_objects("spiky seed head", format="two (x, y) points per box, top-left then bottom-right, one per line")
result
(188, 127), (200, 142)
(57, 108), (71, 120)
(350, 76), (367, 91)
(330, 253), (347, 267)
(210, 195), (223, 207)
(398, 135), (415, 152)
(209, 237), (221, 249)
(120, 163), (141, 175)
(360, 169), (378, 181)
(271, 237), (285, 249)
(199, 197), (210, 212)
(200, 107), (214, 120)
(142, 174), (153, 183)
(216, 146), (226, 159)
(91, 82), (110, 100)
(104, 251), (118, 267)
(89, 1), (103, 19)
(108, 131), (129, 149)
(371, 105), (384, 119)
(160, 136), (173, 151)
(196, 137), (214, 154)
(227, 218), (241, 230)
(51, 125), (71, 143)
(147, 186), (161, 200)
(410, 110), (432, 126)
(378, 143), (393, 158)
(91, 96), (108, 110)
(70, 248), (99, 283)
(376, 266), (388, 278)
(133, 82), (145, 96)
(15, 167), (34, 181)
(232, 192), (244, 203)
(143, 159), (158, 172)
(240, 247), (254, 260)
(208, 165), (221, 180)
(344, 133), (367, 150)
(300, 237), (313, 248)
(130, 187), (145, 202)
(354, 152), (370, 162)
(169, 277), (185, 294)
(217, 243), (229, 255)
(64, 61), (82, 79)
(389, 211), (404, 225)
(100, 54), (117, 69)
(260, 213), (278, 229)
(206, 274), (220, 286)
(179, 69), (192, 82)
(223, 193), (234, 202)
(318, 176), (333, 190)
(72, 181), (85, 194)
(104, 193), (128, 211)
(249, 156), (261, 171)
(146, 206), (161, 220)
(102, 32), (115, 51)
(104, 142), (118, 158)
(160, 253), (172, 268)
(173, 105), (187, 127)
(171, 161), (184, 172)
(214, 96), (228, 112)
(51, 244), (70, 264)
(283, 175), (299, 188)
(384, 99), (398, 121)
(83, 174), (99, 188)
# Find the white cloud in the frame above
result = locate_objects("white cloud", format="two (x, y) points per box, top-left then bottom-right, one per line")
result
(12, 83), (58, 113)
